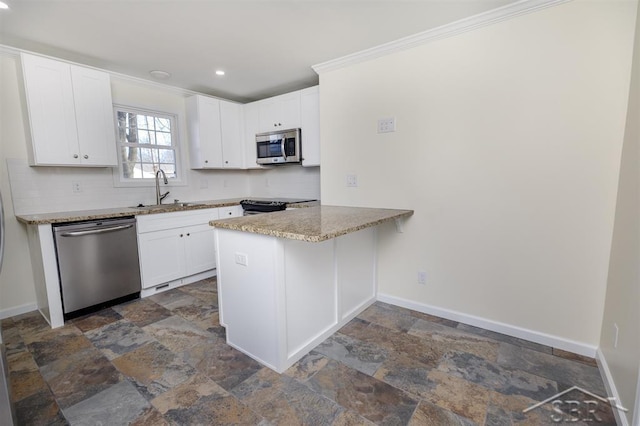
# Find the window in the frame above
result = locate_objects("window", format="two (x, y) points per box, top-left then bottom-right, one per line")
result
(115, 106), (179, 182)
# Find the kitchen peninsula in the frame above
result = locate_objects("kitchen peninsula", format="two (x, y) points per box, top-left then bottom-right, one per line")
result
(210, 205), (413, 373)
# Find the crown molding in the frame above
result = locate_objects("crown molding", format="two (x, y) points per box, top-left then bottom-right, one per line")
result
(0, 44), (20, 57)
(312, 0), (572, 75)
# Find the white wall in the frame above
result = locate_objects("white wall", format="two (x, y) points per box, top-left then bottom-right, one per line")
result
(246, 166), (320, 200)
(319, 0), (637, 350)
(0, 52), (320, 316)
(599, 0), (640, 423)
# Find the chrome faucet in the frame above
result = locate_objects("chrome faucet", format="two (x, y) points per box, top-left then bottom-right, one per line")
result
(155, 169), (170, 205)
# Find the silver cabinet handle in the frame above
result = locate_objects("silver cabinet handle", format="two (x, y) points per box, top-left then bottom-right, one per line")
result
(73, 154), (79, 159)
(61, 224), (133, 237)
(83, 154), (89, 159)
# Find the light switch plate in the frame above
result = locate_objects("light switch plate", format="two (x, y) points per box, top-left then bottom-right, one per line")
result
(377, 117), (396, 133)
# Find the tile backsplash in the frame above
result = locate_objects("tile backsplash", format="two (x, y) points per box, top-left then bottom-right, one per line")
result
(7, 158), (320, 215)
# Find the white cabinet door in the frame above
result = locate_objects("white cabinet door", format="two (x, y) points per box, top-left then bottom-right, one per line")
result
(243, 102), (261, 169)
(300, 86), (320, 167)
(138, 229), (186, 288)
(186, 95), (223, 169)
(70, 65), (117, 166)
(258, 91), (301, 132)
(137, 208), (221, 288)
(219, 100), (244, 168)
(21, 53), (117, 167)
(21, 53), (80, 166)
(278, 92), (302, 130)
(185, 224), (217, 275)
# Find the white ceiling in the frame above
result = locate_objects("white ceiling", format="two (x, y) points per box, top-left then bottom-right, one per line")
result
(0, 0), (517, 103)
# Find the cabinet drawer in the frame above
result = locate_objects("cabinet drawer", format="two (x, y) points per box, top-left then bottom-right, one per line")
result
(218, 205), (243, 219)
(136, 208), (219, 233)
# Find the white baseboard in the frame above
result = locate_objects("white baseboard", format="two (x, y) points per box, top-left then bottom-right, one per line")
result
(596, 348), (630, 426)
(377, 293), (597, 357)
(0, 303), (37, 320)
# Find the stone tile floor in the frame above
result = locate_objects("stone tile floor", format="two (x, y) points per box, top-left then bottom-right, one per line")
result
(2, 278), (616, 425)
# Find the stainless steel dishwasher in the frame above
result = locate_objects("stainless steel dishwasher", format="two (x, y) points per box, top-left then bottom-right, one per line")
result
(53, 216), (141, 319)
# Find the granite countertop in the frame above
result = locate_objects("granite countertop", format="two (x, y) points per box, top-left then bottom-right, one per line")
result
(210, 205), (414, 242)
(15, 198), (319, 225)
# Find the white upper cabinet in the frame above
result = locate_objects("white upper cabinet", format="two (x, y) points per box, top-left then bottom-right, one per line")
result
(186, 95), (223, 168)
(187, 95), (244, 169)
(300, 86), (320, 167)
(70, 66), (119, 166)
(244, 86), (319, 168)
(258, 91), (301, 132)
(242, 102), (261, 169)
(21, 53), (117, 167)
(219, 100), (244, 168)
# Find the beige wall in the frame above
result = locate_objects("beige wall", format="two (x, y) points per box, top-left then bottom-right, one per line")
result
(0, 54), (37, 314)
(319, 0), (637, 348)
(599, 0), (640, 422)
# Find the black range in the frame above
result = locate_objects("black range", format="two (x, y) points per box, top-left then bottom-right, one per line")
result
(239, 198), (317, 215)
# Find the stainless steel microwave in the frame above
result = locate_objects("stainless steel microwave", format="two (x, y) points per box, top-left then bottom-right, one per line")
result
(256, 128), (301, 165)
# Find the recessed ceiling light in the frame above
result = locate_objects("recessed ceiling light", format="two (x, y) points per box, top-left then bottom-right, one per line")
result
(0, 2), (9, 9)
(149, 70), (171, 80)
(215, 70), (225, 76)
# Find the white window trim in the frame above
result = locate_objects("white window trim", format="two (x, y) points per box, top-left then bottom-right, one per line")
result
(112, 104), (187, 188)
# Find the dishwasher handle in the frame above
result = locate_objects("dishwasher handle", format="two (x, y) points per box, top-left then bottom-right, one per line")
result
(60, 224), (134, 237)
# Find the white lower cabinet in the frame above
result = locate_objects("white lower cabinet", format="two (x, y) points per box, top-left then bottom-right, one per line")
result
(216, 227), (377, 373)
(136, 208), (220, 295)
(184, 224), (218, 274)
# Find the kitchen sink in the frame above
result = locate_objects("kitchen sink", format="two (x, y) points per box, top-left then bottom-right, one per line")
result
(129, 202), (206, 210)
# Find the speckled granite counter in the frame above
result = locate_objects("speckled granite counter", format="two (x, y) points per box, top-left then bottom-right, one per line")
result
(210, 205), (413, 242)
(15, 198), (319, 225)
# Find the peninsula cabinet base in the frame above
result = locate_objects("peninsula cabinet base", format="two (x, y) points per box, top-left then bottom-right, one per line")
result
(215, 227), (378, 373)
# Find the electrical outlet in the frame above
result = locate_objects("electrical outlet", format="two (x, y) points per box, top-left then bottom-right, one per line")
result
(72, 181), (82, 193)
(614, 323), (619, 348)
(234, 252), (248, 266)
(418, 271), (427, 285)
(377, 117), (396, 133)
(346, 174), (358, 187)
